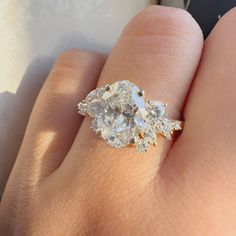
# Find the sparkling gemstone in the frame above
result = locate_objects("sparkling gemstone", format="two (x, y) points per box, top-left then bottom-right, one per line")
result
(78, 101), (88, 115)
(86, 87), (105, 102)
(142, 125), (157, 145)
(90, 80), (148, 148)
(87, 99), (105, 118)
(155, 118), (174, 139)
(136, 138), (149, 152)
(147, 101), (167, 119)
(172, 121), (182, 130)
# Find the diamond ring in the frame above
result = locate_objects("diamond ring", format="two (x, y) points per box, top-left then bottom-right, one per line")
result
(78, 80), (183, 152)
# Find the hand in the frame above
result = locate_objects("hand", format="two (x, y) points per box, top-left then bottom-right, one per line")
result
(1, 6), (236, 236)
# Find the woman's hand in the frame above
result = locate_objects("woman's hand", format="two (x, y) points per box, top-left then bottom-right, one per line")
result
(1, 6), (236, 236)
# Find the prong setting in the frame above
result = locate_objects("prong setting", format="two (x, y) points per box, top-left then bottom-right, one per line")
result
(137, 90), (144, 97)
(105, 84), (111, 92)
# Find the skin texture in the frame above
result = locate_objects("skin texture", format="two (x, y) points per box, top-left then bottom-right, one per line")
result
(1, 5), (236, 236)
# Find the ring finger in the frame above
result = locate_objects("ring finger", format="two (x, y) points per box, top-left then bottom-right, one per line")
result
(63, 6), (203, 184)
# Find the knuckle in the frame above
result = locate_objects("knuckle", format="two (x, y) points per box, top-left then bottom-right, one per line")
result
(56, 49), (102, 69)
(124, 6), (202, 40)
(51, 64), (79, 82)
(46, 49), (104, 90)
(46, 64), (80, 94)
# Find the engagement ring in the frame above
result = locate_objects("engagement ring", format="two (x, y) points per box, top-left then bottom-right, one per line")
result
(78, 80), (183, 152)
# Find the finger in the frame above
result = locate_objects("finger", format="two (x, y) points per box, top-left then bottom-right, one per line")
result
(13, 50), (106, 182)
(64, 6), (203, 184)
(166, 8), (236, 191)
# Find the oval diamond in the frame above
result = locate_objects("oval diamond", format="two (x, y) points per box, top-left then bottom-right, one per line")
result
(90, 80), (148, 148)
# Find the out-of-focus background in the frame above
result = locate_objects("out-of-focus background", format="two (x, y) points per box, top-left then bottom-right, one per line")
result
(0, 0), (184, 197)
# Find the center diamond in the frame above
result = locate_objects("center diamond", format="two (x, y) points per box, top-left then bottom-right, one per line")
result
(90, 80), (148, 148)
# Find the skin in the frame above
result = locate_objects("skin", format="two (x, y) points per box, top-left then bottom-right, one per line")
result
(1, 5), (236, 236)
